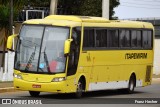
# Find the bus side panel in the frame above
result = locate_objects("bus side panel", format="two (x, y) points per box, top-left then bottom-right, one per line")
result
(78, 49), (153, 91)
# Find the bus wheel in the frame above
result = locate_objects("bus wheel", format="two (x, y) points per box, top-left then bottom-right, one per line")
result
(127, 75), (136, 94)
(75, 80), (83, 98)
(29, 91), (40, 97)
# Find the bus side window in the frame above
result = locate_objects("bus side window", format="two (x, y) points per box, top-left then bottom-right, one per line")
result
(131, 30), (137, 47)
(95, 29), (107, 47)
(108, 29), (119, 48)
(143, 30), (152, 49)
(83, 28), (95, 49)
(147, 31), (152, 48)
(120, 29), (131, 48)
(137, 30), (142, 48)
(67, 28), (81, 76)
(131, 30), (142, 48)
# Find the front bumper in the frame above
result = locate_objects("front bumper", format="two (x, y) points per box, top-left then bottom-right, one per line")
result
(14, 78), (70, 93)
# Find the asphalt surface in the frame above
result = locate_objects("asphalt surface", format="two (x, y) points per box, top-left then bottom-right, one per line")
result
(0, 84), (160, 99)
(0, 80), (160, 107)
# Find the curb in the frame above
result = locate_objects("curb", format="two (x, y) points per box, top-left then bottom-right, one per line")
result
(0, 87), (17, 93)
(152, 74), (160, 78)
(152, 78), (160, 84)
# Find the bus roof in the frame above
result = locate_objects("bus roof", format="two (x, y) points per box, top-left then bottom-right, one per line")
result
(23, 15), (154, 29)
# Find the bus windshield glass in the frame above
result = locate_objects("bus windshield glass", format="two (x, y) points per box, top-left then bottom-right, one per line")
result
(15, 25), (69, 74)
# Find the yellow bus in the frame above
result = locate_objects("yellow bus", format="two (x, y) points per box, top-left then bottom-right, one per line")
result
(8, 15), (154, 98)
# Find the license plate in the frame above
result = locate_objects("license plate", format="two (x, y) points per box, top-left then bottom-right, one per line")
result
(32, 84), (41, 88)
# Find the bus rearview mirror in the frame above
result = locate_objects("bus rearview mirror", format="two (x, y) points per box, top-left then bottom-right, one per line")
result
(64, 39), (73, 55)
(7, 34), (18, 50)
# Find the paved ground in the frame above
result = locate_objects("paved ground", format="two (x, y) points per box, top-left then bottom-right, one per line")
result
(0, 79), (159, 107)
(0, 78), (160, 106)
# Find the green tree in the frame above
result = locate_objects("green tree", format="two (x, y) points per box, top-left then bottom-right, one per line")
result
(79, 0), (102, 17)
(0, 0), (120, 71)
(0, 0), (52, 71)
(29, 0), (50, 7)
(0, 5), (12, 70)
(58, 0), (120, 19)
(110, 0), (120, 19)
(0, 1), (21, 70)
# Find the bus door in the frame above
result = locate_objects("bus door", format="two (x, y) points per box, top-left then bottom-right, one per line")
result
(67, 28), (81, 77)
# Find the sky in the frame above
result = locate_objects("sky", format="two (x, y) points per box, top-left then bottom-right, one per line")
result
(114, 0), (160, 19)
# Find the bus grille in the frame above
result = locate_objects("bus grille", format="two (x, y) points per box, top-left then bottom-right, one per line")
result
(145, 66), (152, 82)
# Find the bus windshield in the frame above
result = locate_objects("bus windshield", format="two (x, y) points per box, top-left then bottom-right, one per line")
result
(15, 25), (69, 74)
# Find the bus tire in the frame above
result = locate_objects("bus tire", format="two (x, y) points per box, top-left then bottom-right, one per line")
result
(75, 80), (84, 98)
(127, 75), (136, 94)
(29, 91), (40, 97)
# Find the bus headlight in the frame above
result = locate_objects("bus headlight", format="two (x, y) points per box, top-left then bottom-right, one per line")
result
(52, 77), (66, 82)
(14, 74), (23, 79)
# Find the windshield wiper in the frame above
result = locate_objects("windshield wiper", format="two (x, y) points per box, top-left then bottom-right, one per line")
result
(24, 46), (36, 71)
(44, 47), (50, 73)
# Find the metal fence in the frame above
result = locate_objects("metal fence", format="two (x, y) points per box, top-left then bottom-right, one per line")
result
(15, 7), (66, 22)
(15, 7), (50, 22)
